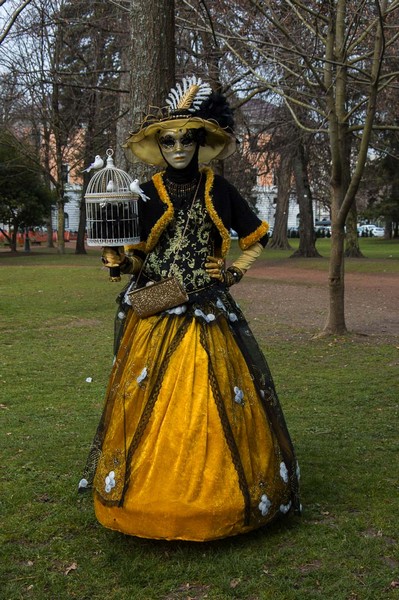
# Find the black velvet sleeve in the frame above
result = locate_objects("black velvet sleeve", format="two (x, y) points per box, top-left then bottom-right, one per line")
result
(211, 175), (269, 246)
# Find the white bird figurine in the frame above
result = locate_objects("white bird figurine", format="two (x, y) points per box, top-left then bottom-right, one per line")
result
(83, 155), (104, 173)
(106, 180), (115, 192)
(130, 179), (150, 202)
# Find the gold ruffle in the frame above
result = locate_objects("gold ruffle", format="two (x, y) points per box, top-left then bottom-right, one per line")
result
(202, 167), (231, 258)
(144, 173), (175, 253)
(239, 221), (269, 250)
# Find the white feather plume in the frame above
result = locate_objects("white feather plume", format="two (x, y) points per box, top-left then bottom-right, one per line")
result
(165, 75), (212, 113)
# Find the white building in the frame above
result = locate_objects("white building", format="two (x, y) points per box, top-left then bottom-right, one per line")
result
(253, 183), (330, 230)
(51, 182), (81, 232)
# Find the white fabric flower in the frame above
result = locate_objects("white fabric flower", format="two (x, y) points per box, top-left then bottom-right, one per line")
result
(194, 308), (214, 323)
(104, 471), (116, 493)
(279, 501), (292, 514)
(166, 305), (187, 315)
(136, 367), (148, 384)
(123, 279), (137, 306)
(296, 461), (301, 480)
(280, 461), (289, 483)
(216, 298), (226, 311)
(228, 312), (238, 322)
(117, 311), (126, 320)
(78, 478), (88, 490)
(233, 386), (244, 405)
(258, 494), (271, 516)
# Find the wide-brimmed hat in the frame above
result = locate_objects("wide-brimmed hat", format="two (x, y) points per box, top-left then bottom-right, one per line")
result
(123, 76), (238, 167)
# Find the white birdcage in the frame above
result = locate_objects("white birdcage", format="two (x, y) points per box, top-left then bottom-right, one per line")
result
(85, 149), (140, 247)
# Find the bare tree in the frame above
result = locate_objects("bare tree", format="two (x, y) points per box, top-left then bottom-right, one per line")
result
(0, 0), (34, 46)
(181, 0), (399, 334)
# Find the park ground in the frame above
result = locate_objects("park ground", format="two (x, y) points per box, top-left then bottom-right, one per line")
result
(0, 238), (398, 599)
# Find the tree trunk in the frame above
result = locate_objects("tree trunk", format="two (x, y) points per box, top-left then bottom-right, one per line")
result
(129, 0), (175, 183)
(344, 203), (363, 257)
(24, 228), (31, 252)
(46, 215), (54, 248)
(115, 27), (132, 172)
(11, 230), (17, 252)
(1, 228), (17, 251)
(76, 85), (99, 254)
(268, 153), (292, 250)
(324, 222), (347, 334)
(57, 192), (65, 253)
(75, 193), (87, 254)
(290, 143), (321, 258)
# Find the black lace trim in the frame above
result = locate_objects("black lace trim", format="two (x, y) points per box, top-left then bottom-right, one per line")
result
(164, 176), (199, 204)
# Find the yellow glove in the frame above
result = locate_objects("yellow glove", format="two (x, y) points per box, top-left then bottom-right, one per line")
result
(101, 247), (143, 276)
(231, 241), (263, 272)
(101, 246), (126, 268)
(205, 256), (225, 281)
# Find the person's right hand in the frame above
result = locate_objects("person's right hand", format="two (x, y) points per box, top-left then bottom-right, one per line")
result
(101, 246), (126, 268)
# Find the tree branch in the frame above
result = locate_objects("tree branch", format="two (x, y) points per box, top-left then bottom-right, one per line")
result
(0, 0), (34, 46)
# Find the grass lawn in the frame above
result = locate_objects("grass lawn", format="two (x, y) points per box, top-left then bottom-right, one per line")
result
(1, 242), (398, 599)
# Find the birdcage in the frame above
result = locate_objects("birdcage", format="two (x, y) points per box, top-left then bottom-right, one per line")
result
(85, 149), (140, 247)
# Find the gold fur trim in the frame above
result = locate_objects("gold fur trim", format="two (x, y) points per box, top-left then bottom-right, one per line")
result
(145, 172), (175, 252)
(203, 167), (231, 257)
(239, 221), (269, 250)
(125, 241), (146, 253)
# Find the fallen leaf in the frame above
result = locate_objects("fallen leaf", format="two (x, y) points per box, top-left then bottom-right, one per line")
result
(64, 562), (78, 575)
(36, 493), (53, 503)
(390, 581), (399, 589)
(230, 578), (241, 588)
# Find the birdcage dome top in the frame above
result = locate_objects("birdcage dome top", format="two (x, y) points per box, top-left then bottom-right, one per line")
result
(85, 149), (134, 198)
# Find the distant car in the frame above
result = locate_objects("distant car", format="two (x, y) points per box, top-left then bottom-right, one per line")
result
(315, 225), (331, 237)
(371, 227), (385, 237)
(358, 224), (377, 237)
(287, 227), (300, 238)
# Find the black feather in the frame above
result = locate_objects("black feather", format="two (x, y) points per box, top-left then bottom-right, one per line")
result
(195, 92), (235, 132)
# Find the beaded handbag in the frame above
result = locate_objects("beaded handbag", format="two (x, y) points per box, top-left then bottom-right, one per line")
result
(128, 276), (188, 318)
(128, 175), (202, 318)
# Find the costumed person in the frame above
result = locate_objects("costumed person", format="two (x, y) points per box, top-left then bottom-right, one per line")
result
(79, 76), (300, 541)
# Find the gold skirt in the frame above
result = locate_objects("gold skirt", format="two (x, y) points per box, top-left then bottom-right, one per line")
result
(92, 309), (296, 541)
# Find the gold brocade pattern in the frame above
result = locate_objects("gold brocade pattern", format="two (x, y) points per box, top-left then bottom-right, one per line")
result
(142, 189), (215, 293)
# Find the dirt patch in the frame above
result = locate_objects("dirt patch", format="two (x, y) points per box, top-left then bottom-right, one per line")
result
(232, 264), (399, 343)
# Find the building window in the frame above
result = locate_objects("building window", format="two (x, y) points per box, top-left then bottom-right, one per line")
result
(64, 213), (69, 229)
(61, 164), (69, 184)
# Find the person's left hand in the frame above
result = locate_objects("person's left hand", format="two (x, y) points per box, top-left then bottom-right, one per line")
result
(205, 256), (225, 280)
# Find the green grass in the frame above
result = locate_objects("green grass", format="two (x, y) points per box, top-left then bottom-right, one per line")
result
(1, 248), (398, 599)
(228, 237), (399, 274)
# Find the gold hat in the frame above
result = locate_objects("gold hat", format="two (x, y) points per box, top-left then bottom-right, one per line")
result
(123, 76), (238, 167)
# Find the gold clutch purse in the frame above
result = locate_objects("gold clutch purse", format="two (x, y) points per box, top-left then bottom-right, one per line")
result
(128, 277), (188, 318)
